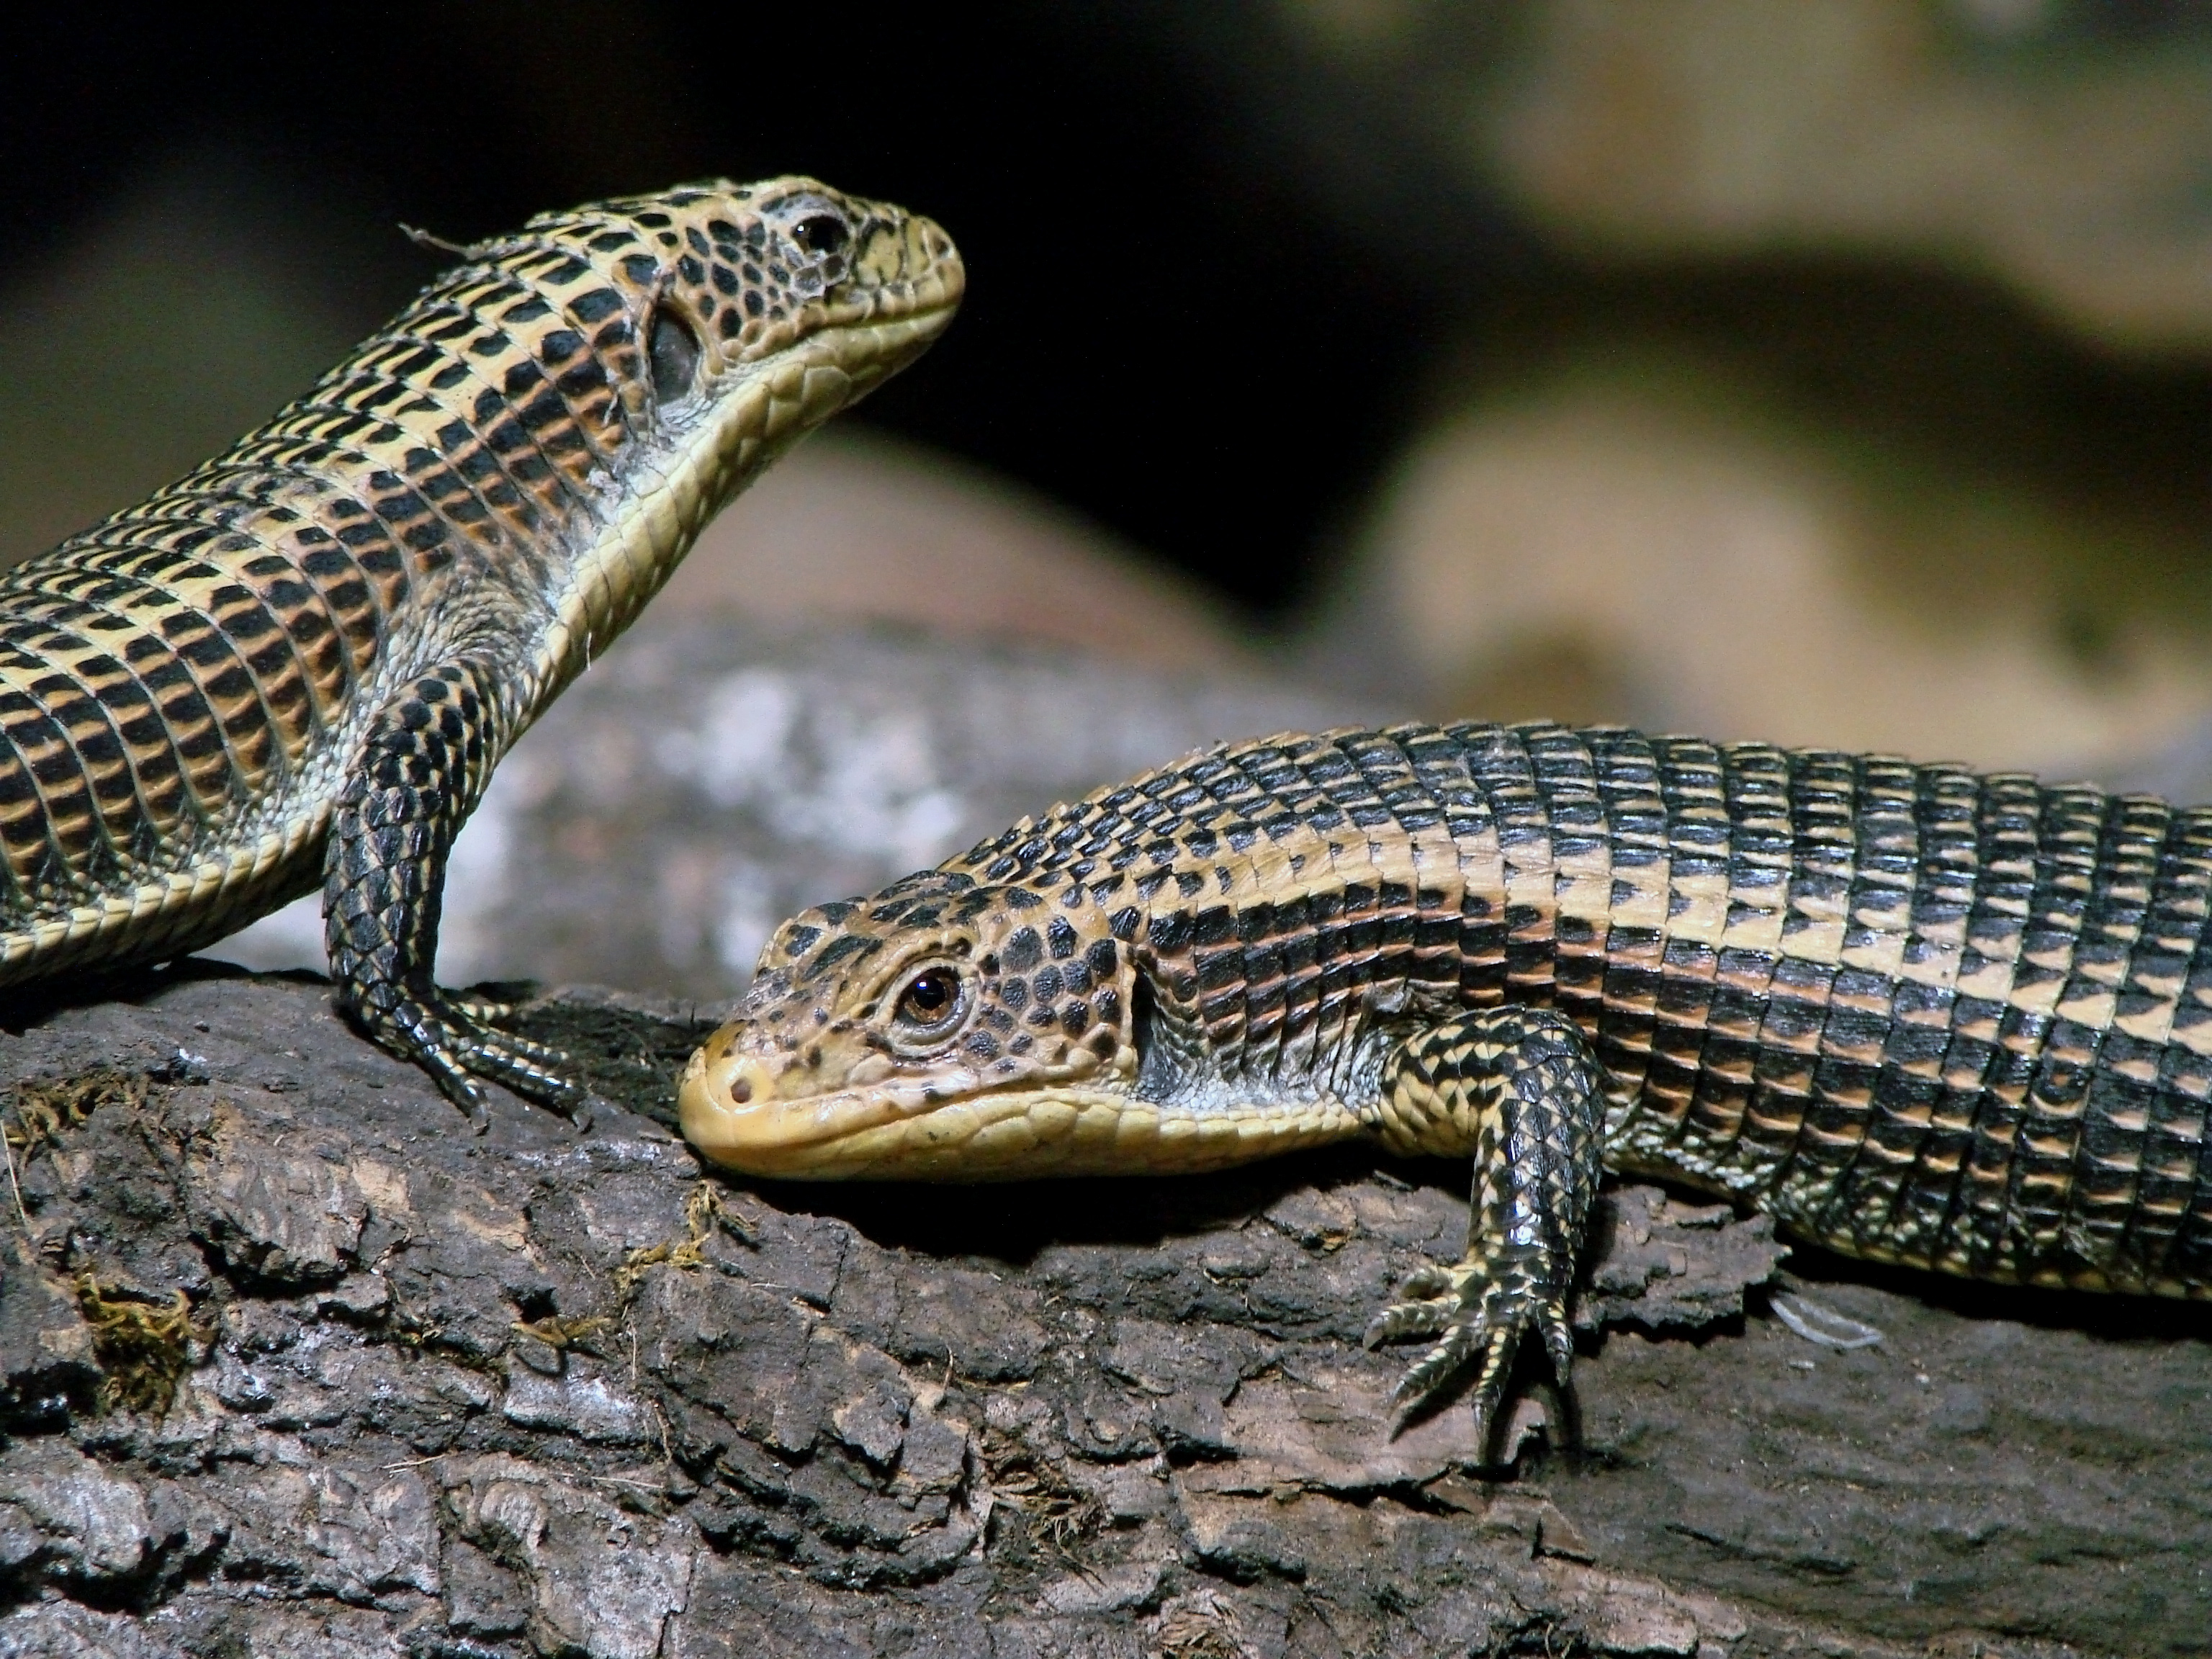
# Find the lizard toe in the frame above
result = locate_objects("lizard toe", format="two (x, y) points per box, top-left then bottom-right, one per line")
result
(449, 1019), (593, 1124)
(1379, 1269), (1558, 1457)
(1364, 1262), (1485, 1347)
(347, 981), (590, 1126)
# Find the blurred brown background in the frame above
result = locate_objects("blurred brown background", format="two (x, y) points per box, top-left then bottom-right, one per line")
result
(8, 1), (2212, 989)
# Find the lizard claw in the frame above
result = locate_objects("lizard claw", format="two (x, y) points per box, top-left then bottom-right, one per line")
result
(350, 983), (590, 1127)
(1363, 1262), (1481, 1347)
(1370, 1252), (1575, 1455)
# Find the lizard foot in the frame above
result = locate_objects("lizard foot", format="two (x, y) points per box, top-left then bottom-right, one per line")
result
(1360, 1007), (1604, 1450)
(349, 983), (591, 1130)
(323, 655), (593, 1128)
(1364, 1248), (1574, 1449)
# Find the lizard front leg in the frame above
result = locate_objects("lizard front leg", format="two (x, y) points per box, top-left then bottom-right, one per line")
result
(1359, 1007), (1605, 1449)
(323, 655), (585, 1125)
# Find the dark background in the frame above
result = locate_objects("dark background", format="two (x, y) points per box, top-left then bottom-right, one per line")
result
(2, 3), (2209, 624)
(0, 3), (1518, 614)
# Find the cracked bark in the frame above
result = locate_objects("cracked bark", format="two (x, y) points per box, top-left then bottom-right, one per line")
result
(1, 968), (2206, 1659)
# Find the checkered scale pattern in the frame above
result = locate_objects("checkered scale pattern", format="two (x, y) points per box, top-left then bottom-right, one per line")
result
(695, 720), (2212, 1426)
(719, 720), (2212, 1268)
(1013, 723), (2212, 1295)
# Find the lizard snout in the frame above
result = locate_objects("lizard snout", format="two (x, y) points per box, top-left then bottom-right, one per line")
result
(678, 1031), (785, 1162)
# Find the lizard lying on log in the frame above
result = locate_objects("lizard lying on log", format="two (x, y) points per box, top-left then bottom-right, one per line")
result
(681, 722), (2212, 1437)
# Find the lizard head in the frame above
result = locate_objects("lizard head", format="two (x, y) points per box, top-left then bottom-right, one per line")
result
(487, 175), (963, 678)
(679, 871), (1151, 1179)
(554, 174), (964, 454)
(601, 175), (963, 466)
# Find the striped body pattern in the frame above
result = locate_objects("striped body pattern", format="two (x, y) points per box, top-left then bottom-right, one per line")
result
(685, 722), (2212, 1305)
(2, 178), (961, 1111)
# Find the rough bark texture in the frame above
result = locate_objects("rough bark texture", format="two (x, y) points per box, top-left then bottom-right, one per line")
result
(0, 968), (2207, 1659)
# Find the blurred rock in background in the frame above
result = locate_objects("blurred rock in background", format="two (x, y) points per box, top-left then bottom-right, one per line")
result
(1460, 0), (2212, 348)
(655, 431), (1249, 674)
(1285, 0), (2212, 782)
(1308, 351), (2212, 778)
(212, 619), (1383, 1000)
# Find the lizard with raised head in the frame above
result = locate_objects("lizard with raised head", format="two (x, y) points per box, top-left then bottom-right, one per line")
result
(0, 177), (961, 1120)
(680, 722), (2212, 1438)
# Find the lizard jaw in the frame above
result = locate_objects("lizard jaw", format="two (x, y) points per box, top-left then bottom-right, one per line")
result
(677, 1038), (892, 1175)
(679, 1033), (1356, 1181)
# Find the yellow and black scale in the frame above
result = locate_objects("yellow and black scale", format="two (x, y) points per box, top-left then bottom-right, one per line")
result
(0, 178), (963, 1116)
(683, 722), (2212, 1437)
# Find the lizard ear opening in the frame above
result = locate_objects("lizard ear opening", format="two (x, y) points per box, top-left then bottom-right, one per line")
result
(649, 307), (701, 405)
(1129, 970), (1185, 1103)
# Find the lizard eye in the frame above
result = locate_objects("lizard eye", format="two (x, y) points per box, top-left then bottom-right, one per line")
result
(890, 965), (967, 1039)
(790, 212), (850, 258)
